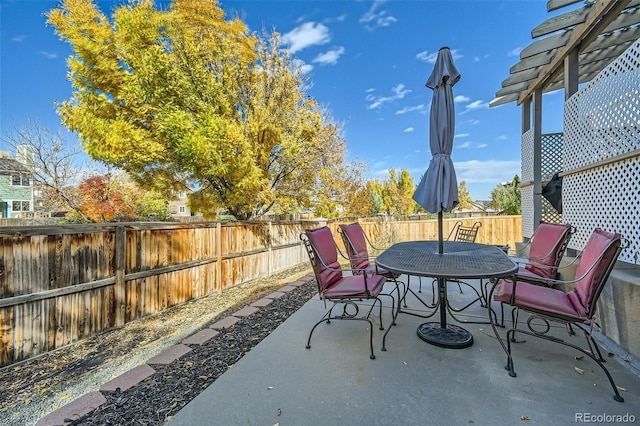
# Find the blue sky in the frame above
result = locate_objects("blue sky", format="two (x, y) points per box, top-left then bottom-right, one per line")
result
(0, 0), (569, 200)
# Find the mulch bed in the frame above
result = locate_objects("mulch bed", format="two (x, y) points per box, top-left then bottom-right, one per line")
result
(69, 281), (317, 425)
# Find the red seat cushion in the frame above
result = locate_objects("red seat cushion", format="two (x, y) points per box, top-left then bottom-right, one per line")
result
(323, 274), (386, 298)
(494, 280), (585, 321)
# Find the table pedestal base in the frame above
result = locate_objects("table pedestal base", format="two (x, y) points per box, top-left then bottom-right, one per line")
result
(417, 322), (473, 349)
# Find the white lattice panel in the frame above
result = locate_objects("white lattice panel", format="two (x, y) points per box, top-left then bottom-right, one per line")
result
(542, 133), (564, 179)
(521, 129), (535, 239)
(521, 186), (535, 239)
(563, 158), (640, 263)
(521, 129), (534, 183)
(563, 38), (640, 264)
(521, 130), (563, 235)
(541, 133), (564, 224)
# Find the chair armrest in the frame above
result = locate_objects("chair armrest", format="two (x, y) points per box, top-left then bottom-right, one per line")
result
(510, 237), (628, 292)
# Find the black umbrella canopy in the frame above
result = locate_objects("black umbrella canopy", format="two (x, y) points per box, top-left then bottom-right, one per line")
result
(542, 172), (563, 213)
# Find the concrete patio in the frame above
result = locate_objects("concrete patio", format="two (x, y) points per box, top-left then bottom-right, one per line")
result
(168, 276), (640, 425)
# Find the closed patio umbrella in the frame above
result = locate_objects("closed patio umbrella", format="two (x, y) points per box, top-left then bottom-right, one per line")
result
(412, 47), (472, 348)
(413, 46), (460, 254)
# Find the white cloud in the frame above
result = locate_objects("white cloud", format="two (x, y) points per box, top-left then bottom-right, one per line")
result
(325, 14), (347, 23)
(282, 22), (331, 54)
(12, 35), (26, 42)
(460, 100), (489, 114)
(292, 58), (313, 74)
(396, 104), (425, 115)
(404, 127), (414, 132)
(416, 49), (463, 64)
(454, 95), (469, 103)
(366, 84), (411, 110)
(453, 159), (520, 184)
(509, 47), (523, 57)
(312, 47), (345, 66)
(457, 141), (471, 148)
(496, 135), (508, 141)
(39, 51), (57, 59)
(360, 0), (397, 30)
(477, 143), (488, 148)
(455, 133), (470, 138)
(466, 100), (489, 110)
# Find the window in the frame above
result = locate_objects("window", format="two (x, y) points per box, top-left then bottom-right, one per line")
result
(179, 206), (186, 214)
(12, 201), (30, 211)
(11, 174), (31, 186)
(178, 191), (187, 199)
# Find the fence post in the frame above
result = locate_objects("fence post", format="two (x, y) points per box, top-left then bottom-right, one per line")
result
(268, 221), (273, 277)
(115, 225), (126, 327)
(215, 222), (222, 293)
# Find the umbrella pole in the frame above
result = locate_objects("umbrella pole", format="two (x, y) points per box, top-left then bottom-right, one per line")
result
(437, 211), (446, 328)
(438, 211), (444, 255)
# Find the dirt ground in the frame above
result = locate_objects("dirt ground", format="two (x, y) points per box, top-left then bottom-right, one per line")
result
(0, 265), (312, 426)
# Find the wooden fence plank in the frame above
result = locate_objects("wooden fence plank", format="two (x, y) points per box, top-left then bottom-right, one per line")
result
(0, 217), (522, 367)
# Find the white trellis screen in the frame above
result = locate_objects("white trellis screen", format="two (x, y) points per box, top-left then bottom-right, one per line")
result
(562, 38), (640, 264)
(520, 131), (563, 240)
(521, 129), (535, 239)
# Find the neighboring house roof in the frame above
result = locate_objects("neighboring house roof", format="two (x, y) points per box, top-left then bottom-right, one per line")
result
(0, 157), (30, 174)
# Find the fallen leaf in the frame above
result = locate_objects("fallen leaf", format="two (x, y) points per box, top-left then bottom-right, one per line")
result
(574, 366), (585, 375)
(575, 355), (584, 360)
(267, 386), (274, 390)
(608, 352), (615, 358)
(616, 385), (627, 392)
(521, 415), (530, 421)
(402, 361), (407, 366)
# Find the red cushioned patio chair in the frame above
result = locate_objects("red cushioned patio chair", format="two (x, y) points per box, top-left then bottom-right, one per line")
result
(513, 221), (575, 285)
(488, 228), (627, 402)
(495, 222), (575, 326)
(301, 226), (396, 359)
(338, 222), (405, 308)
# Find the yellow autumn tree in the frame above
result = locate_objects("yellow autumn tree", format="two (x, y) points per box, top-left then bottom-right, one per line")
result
(48, 0), (355, 219)
(457, 180), (473, 210)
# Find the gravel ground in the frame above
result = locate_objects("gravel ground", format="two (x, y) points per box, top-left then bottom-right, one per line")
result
(0, 266), (315, 426)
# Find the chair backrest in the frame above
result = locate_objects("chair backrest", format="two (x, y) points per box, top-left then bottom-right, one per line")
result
(301, 227), (343, 292)
(338, 223), (371, 270)
(448, 221), (481, 243)
(567, 228), (623, 318)
(524, 222), (574, 278)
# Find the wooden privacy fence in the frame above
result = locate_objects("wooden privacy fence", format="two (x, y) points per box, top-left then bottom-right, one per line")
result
(0, 215), (521, 367)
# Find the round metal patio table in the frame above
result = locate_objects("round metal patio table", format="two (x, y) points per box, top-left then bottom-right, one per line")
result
(376, 241), (517, 349)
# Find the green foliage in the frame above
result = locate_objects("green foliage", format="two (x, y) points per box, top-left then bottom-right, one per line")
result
(490, 175), (522, 215)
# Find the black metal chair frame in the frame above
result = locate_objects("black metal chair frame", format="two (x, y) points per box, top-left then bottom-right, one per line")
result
(300, 231), (398, 360)
(487, 234), (628, 402)
(337, 224), (407, 308)
(495, 223), (576, 326)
